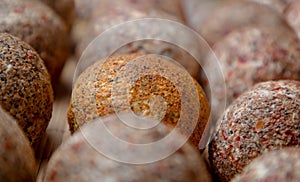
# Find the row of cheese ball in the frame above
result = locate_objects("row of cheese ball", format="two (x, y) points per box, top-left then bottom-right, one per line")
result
(45, 0), (300, 182)
(48, 55), (300, 182)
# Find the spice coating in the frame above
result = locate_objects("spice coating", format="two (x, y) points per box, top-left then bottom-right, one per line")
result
(209, 80), (300, 182)
(0, 33), (53, 150)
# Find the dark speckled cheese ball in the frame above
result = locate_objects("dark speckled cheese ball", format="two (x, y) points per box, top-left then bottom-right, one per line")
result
(0, 33), (53, 150)
(0, 0), (71, 85)
(232, 147), (300, 182)
(209, 80), (300, 182)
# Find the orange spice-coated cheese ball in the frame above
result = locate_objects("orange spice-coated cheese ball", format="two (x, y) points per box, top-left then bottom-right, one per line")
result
(0, 33), (53, 150)
(68, 54), (210, 148)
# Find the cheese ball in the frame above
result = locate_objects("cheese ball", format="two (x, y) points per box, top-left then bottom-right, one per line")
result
(0, 0), (71, 85)
(76, 3), (200, 78)
(205, 25), (300, 110)
(39, 0), (75, 31)
(73, 0), (184, 43)
(0, 33), (53, 150)
(186, 0), (289, 46)
(232, 147), (300, 182)
(45, 114), (212, 182)
(68, 54), (210, 147)
(249, 0), (300, 40)
(284, 0), (300, 39)
(209, 80), (300, 182)
(0, 106), (37, 182)
(76, 0), (182, 55)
